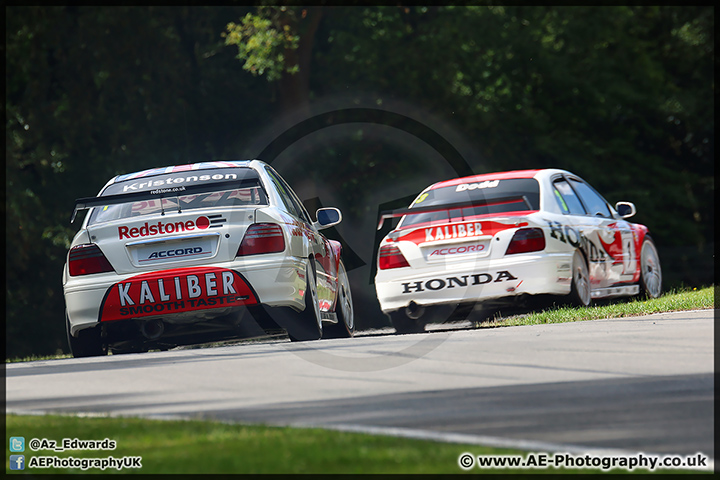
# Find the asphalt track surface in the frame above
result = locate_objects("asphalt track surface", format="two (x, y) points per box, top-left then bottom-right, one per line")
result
(6, 309), (714, 464)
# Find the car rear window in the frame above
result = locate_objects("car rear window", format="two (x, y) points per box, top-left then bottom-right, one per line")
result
(87, 168), (268, 226)
(399, 178), (540, 229)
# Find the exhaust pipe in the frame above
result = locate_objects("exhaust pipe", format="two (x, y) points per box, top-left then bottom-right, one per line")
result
(405, 301), (425, 320)
(140, 319), (165, 340)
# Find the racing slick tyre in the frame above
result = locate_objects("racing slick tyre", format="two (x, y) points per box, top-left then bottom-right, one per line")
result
(388, 310), (425, 334)
(639, 236), (662, 299)
(322, 261), (355, 339)
(288, 261), (323, 342)
(568, 250), (591, 307)
(66, 315), (107, 358)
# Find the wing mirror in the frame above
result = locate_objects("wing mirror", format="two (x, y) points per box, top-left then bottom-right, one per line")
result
(314, 207), (342, 230)
(615, 202), (636, 219)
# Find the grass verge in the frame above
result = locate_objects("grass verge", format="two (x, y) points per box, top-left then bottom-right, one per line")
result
(5, 414), (709, 474)
(478, 285), (715, 328)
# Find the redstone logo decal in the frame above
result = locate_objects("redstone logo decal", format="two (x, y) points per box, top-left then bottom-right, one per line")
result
(100, 267), (256, 321)
(118, 216), (210, 239)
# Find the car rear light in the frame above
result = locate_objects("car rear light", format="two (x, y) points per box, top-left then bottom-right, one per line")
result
(68, 244), (115, 276)
(237, 223), (285, 256)
(505, 228), (546, 255)
(378, 244), (410, 270)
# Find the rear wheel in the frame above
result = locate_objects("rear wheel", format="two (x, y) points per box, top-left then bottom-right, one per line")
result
(388, 310), (425, 334)
(288, 261), (322, 342)
(66, 315), (107, 358)
(323, 261), (355, 339)
(639, 236), (662, 298)
(568, 250), (591, 307)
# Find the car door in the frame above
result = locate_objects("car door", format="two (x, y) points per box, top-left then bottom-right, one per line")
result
(567, 177), (636, 288)
(264, 167), (336, 312)
(551, 177), (600, 287)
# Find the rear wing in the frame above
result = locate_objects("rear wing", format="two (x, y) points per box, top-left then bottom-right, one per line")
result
(376, 195), (532, 230)
(71, 178), (262, 223)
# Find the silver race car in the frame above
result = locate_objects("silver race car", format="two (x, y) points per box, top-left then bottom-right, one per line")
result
(64, 160), (354, 356)
(375, 169), (662, 333)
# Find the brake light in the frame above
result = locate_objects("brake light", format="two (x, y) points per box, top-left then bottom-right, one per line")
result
(378, 244), (410, 270)
(505, 228), (545, 255)
(68, 244), (115, 276)
(237, 223), (285, 256)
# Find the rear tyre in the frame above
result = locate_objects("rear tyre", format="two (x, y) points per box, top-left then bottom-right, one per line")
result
(288, 261), (323, 342)
(639, 236), (662, 298)
(568, 250), (591, 307)
(388, 310), (425, 334)
(323, 261), (355, 339)
(66, 315), (107, 358)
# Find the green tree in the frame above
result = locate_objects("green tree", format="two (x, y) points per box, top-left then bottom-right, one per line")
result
(5, 6), (269, 358)
(224, 6), (324, 112)
(5, 6), (713, 357)
(224, 5), (713, 250)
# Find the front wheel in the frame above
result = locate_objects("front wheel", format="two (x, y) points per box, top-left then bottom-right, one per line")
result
(323, 261), (355, 339)
(639, 236), (662, 298)
(66, 315), (107, 358)
(288, 261), (322, 342)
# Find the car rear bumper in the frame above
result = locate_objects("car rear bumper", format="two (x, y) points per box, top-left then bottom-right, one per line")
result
(64, 255), (307, 335)
(374, 252), (573, 312)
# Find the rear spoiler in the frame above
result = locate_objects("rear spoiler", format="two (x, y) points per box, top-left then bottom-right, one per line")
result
(71, 178), (261, 223)
(376, 195), (531, 230)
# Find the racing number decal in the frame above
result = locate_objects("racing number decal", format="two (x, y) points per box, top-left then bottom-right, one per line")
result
(99, 267), (257, 322)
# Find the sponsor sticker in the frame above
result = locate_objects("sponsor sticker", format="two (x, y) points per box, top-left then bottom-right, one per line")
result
(100, 267), (256, 322)
(426, 243), (487, 259)
(130, 236), (216, 265)
(118, 216), (210, 239)
(398, 219), (527, 245)
(117, 215), (227, 240)
(401, 270), (518, 293)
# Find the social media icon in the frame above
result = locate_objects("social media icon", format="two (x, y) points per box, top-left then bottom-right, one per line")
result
(9, 455), (25, 470)
(10, 436), (25, 452)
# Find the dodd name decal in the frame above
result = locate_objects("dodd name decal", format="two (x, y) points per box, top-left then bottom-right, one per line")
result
(401, 270), (517, 293)
(100, 267), (256, 321)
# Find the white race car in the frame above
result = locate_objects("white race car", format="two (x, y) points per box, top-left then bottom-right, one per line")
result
(375, 169), (662, 333)
(64, 160), (354, 357)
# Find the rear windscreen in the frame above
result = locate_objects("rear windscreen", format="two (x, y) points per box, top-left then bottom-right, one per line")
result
(87, 168), (267, 226)
(399, 178), (540, 229)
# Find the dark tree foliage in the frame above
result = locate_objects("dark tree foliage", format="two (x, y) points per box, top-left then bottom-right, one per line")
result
(5, 6), (713, 358)
(6, 6), (267, 357)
